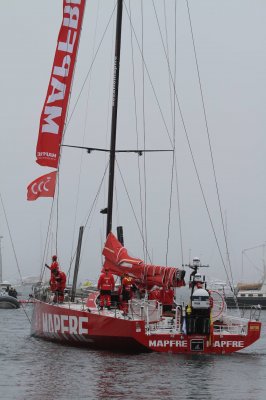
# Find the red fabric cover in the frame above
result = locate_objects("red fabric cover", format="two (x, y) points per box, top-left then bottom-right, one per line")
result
(102, 233), (185, 289)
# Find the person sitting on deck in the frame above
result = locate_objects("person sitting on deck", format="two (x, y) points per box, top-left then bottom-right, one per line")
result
(97, 267), (115, 310)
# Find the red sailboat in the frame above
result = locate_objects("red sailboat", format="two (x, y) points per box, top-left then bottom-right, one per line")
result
(30, 0), (261, 354)
(31, 232), (261, 354)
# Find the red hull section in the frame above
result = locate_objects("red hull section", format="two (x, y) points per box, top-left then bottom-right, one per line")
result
(31, 300), (261, 355)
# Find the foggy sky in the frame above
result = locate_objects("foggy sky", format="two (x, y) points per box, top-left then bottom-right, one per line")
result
(1, 0), (266, 287)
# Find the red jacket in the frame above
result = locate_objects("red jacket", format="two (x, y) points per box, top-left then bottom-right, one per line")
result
(98, 272), (115, 291)
(49, 261), (59, 282)
(160, 288), (174, 305)
(122, 276), (133, 291)
(55, 270), (66, 291)
(50, 274), (57, 292)
(149, 288), (161, 301)
(50, 261), (59, 272)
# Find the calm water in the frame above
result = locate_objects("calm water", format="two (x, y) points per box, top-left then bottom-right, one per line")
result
(0, 305), (265, 400)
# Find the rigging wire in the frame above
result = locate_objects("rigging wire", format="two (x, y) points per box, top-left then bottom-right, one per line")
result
(0, 192), (23, 283)
(140, 0), (148, 266)
(163, 0), (175, 132)
(39, 198), (56, 281)
(241, 243), (266, 278)
(174, 158), (185, 266)
(55, 171), (59, 256)
(242, 252), (263, 275)
(162, 0), (185, 267)
(116, 160), (152, 264)
(68, 0), (101, 275)
(54, 0), (89, 264)
(172, 1), (185, 267)
(124, 3), (174, 148)
(162, 0), (178, 266)
(152, 0), (233, 294)
(40, 3), (116, 279)
(128, 0), (145, 261)
(39, 1), (235, 293)
(64, 4), (117, 133)
(126, 0), (186, 267)
(125, 0), (177, 268)
(37, 1), (88, 280)
(0, 192), (32, 323)
(185, 0), (236, 293)
(66, 162), (109, 277)
(62, 3), (120, 276)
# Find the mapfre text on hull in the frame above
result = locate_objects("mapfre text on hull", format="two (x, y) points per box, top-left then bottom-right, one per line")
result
(31, 295), (261, 355)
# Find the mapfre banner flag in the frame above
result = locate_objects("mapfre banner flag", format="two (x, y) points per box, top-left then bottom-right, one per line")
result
(36, 0), (86, 168)
(27, 171), (57, 201)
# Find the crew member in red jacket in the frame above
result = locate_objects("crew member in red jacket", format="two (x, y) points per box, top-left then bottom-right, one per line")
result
(121, 273), (134, 312)
(49, 273), (57, 292)
(97, 268), (115, 310)
(52, 268), (67, 303)
(50, 255), (59, 271)
(45, 255), (59, 292)
(148, 286), (161, 301)
(121, 273), (133, 301)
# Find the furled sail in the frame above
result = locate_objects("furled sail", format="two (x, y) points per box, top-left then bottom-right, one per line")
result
(102, 233), (186, 289)
(36, 0), (86, 168)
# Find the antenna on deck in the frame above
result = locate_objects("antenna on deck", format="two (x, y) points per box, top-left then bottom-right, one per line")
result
(183, 257), (210, 271)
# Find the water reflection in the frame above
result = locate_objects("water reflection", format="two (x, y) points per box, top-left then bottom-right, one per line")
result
(0, 309), (266, 400)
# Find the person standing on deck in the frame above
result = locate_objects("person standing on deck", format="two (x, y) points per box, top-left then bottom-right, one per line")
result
(97, 268), (115, 310)
(52, 268), (67, 303)
(45, 255), (59, 292)
(48, 255), (59, 272)
(121, 273), (134, 313)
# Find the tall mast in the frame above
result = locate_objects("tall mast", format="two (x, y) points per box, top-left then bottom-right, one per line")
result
(106, 0), (123, 238)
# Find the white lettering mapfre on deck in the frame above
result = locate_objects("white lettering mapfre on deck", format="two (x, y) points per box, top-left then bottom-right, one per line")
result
(213, 340), (244, 348)
(149, 340), (187, 348)
(42, 313), (88, 335)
